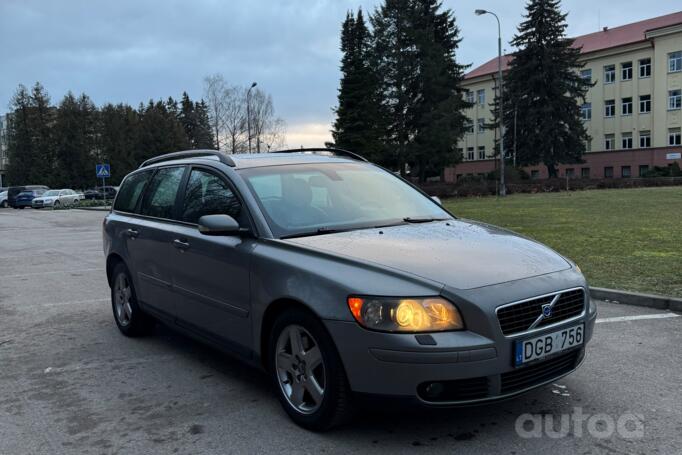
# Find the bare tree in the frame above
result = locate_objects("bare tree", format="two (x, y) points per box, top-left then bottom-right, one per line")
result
(223, 85), (247, 153)
(262, 117), (287, 151)
(203, 74), (228, 150)
(248, 88), (287, 152)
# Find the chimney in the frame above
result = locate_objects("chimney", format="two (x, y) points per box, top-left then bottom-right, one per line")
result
(603, 26), (608, 32)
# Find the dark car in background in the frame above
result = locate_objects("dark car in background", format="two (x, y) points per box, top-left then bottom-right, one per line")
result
(8, 185), (49, 208)
(84, 186), (117, 200)
(13, 189), (47, 209)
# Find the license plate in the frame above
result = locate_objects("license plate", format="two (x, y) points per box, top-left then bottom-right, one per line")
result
(514, 323), (584, 366)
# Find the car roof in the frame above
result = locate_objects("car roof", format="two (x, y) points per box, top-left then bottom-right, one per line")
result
(138, 149), (368, 171)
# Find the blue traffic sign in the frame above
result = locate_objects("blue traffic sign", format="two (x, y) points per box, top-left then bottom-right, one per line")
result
(96, 163), (111, 178)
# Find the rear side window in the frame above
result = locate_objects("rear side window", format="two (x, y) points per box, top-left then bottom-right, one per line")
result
(114, 171), (152, 213)
(139, 166), (185, 219)
(181, 169), (242, 224)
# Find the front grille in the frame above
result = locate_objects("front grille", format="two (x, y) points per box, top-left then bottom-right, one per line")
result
(417, 376), (489, 402)
(500, 350), (580, 394)
(497, 288), (585, 336)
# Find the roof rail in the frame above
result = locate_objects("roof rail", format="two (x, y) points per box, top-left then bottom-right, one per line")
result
(271, 147), (368, 162)
(139, 150), (235, 168)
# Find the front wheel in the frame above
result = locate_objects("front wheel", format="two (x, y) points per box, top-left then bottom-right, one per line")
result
(268, 308), (353, 431)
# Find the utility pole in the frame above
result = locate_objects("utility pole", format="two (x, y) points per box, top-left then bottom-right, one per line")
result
(247, 82), (257, 153)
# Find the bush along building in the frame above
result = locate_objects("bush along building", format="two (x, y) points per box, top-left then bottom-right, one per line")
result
(451, 11), (682, 182)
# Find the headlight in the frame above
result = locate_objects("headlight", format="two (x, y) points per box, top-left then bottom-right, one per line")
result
(347, 296), (464, 332)
(575, 264), (582, 273)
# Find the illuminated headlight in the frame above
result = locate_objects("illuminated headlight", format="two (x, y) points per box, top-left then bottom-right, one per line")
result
(347, 296), (464, 332)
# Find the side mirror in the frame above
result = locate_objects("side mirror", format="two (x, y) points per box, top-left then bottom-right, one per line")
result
(431, 196), (442, 205)
(197, 214), (241, 236)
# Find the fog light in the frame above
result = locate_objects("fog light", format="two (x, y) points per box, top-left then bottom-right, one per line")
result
(424, 382), (444, 398)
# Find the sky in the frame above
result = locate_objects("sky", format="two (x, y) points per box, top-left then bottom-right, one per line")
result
(1, 0), (680, 148)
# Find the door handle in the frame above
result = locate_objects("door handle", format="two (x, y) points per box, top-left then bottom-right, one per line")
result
(126, 229), (139, 239)
(173, 239), (190, 251)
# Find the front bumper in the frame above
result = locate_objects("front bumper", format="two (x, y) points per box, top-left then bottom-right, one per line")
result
(325, 309), (596, 405)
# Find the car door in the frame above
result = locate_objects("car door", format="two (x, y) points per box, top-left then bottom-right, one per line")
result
(169, 166), (253, 353)
(125, 166), (187, 319)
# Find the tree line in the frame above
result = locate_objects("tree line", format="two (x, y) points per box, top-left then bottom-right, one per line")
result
(331, 0), (590, 181)
(4, 76), (286, 188)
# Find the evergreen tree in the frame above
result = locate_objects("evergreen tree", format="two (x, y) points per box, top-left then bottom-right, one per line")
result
(504, 0), (591, 177)
(193, 99), (215, 149)
(408, 0), (470, 182)
(331, 9), (385, 163)
(99, 103), (141, 183)
(53, 92), (99, 188)
(179, 92), (196, 146)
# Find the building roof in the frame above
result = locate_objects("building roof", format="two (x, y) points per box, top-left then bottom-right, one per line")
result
(465, 11), (682, 79)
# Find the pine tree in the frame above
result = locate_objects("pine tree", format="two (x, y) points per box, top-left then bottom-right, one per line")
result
(504, 0), (591, 177)
(331, 9), (385, 163)
(408, 0), (470, 182)
(179, 92), (196, 145)
(193, 99), (215, 149)
(99, 103), (141, 183)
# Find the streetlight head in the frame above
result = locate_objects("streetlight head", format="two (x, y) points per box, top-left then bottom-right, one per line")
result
(475, 9), (487, 15)
(251, 82), (257, 88)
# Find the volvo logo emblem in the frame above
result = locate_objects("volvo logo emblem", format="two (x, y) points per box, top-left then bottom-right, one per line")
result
(542, 304), (553, 318)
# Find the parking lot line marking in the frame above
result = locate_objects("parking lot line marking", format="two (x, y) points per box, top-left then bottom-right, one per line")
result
(596, 313), (680, 324)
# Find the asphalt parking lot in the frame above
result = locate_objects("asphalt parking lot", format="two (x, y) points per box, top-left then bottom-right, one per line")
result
(1, 208), (680, 455)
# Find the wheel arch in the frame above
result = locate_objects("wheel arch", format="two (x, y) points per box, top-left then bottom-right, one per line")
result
(106, 253), (126, 287)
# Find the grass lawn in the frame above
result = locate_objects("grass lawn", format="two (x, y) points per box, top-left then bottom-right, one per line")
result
(442, 186), (682, 297)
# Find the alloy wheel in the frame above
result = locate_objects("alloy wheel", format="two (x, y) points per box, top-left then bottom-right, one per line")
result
(275, 325), (326, 414)
(114, 273), (133, 326)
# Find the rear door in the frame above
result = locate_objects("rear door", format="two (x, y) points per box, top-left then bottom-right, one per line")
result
(169, 166), (253, 353)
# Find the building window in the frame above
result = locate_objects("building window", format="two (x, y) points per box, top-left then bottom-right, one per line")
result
(621, 97), (632, 116)
(477, 146), (485, 160)
(465, 119), (473, 134)
(621, 166), (631, 178)
(621, 133), (633, 149)
(604, 134), (615, 150)
(477, 89), (485, 105)
(565, 168), (575, 178)
(604, 65), (615, 83)
(604, 166), (614, 178)
(639, 58), (651, 78)
(621, 62), (632, 80)
(531, 170), (540, 179)
(456, 174), (462, 181)
(669, 90), (682, 110)
(604, 99), (615, 117)
(456, 147), (464, 157)
(580, 102), (592, 120)
(467, 147), (474, 160)
(580, 69), (592, 82)
(639, 165), (649, 177)
(670, 128), (682, 146)
(639, 95), (651, 113)
(581, 167), (590, 178)
(465, 91), (474, 104)
(669, 51), (682, 73)
(585, 139), (592, 152)
(639, 131), (651, 148)
(477, 118), (485, 133)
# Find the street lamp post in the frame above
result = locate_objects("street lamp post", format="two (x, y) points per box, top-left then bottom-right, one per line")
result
(247, 82), (257, 153)
(475, 9), (506, 196)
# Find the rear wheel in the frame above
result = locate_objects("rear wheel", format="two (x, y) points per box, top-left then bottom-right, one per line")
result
(268, 308), (353, 431)
(1, 201), (7, 208)
(110, 263), (154, 337)
(53, 200), (60, 209)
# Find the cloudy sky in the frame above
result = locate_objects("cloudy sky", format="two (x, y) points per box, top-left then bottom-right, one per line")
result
(1, 0), (680, 147)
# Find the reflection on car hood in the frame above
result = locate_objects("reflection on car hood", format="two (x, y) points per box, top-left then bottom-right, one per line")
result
(284, 220), (571, 290)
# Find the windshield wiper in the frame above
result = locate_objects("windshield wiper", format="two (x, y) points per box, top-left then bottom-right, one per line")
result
(280, 226), (357, 239)
(403, 216), (449, 223)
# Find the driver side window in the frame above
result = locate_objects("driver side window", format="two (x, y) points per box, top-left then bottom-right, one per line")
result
(181, 169), (243, 225)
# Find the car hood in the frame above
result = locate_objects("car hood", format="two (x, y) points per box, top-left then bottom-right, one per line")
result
(284, 220), (571, 290)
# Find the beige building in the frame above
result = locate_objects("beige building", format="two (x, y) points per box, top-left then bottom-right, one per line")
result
(448, 11), (682, 181)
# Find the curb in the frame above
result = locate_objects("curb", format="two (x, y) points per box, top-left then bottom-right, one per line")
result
(590, 287), (682, 312)
(75, 207), (111, 212)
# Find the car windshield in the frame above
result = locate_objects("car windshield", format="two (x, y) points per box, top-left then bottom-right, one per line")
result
(18, 191), (35, 197)
(43, 190), (60, 197)
(240, 162), (451, 238)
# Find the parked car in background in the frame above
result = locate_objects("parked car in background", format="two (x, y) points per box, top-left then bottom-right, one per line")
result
(84, 186), (117, 200)
(7, 185), (49, 208)
(0, 191), (7, 208)
(32, 189), (84, 208)
(13, 189), (47, 209)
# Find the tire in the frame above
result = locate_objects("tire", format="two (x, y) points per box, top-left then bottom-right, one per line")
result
(268, 307), (353, 431)
(53, 200), (60, 209)
(1, 201), (7, 208)
(18, 206), (24, 210)
(110, 262), (155, 337)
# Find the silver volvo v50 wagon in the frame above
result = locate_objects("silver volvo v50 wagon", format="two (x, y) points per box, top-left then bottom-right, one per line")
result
(103, 149), (597, 430)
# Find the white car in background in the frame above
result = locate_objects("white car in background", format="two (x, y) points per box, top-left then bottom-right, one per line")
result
(32, 189), (84, 208)
(0, 191), (7, 208)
